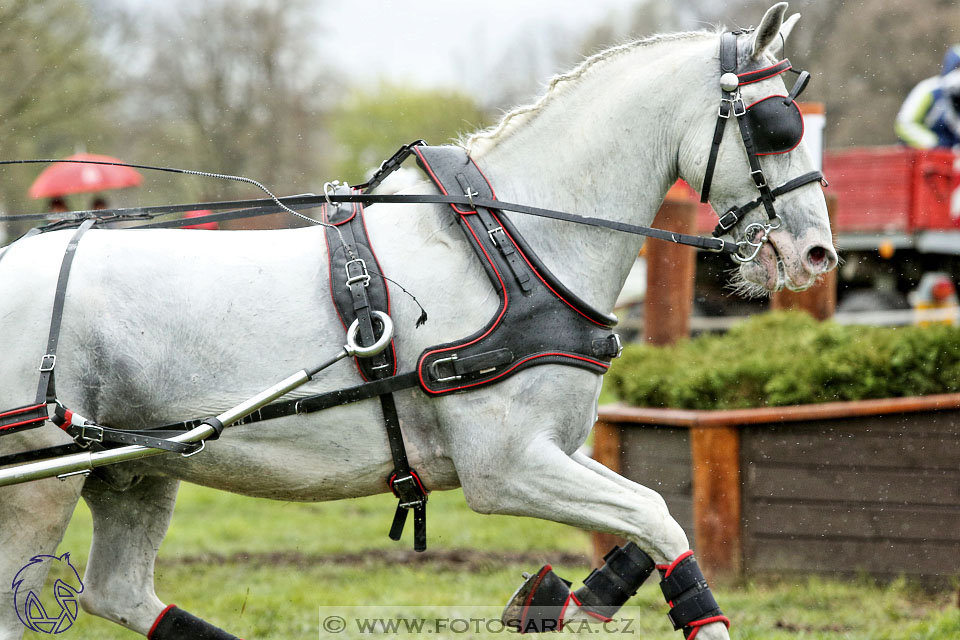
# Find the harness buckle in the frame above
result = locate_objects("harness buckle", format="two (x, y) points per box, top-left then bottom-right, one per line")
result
(732, 96), (746, 117)
(750, 169), (768, 189)
(78, 424), (104, 443)
(390, 472), (427, 508)
(38, 354), (56, 373)
(428, 355), (461, 383)
(705, 239), (727, 253)
(344, 258), (370, 288)
(716, 209), (740, 231)
(487, 226), (505, 246)
(718, 95), (745, 119)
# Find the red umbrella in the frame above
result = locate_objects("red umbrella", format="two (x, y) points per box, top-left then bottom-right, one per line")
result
(182, 210), (219, 230)
(28, 153), (143, 199)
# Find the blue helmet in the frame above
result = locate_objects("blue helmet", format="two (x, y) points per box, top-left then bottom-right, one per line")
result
(942, 45), (960, 75)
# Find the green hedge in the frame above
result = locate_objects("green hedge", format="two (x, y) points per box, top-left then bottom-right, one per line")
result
(605, 311), (960, 410)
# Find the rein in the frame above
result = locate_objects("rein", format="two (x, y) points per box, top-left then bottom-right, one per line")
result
(0, 149), (741, 256)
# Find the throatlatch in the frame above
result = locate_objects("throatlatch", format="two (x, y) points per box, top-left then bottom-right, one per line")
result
(502, 543), (655, 633)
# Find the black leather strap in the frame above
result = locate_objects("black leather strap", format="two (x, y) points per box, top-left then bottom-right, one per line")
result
(712, 170), (825, 237)
(35, 218), (96, 405)
(0, 372), (423, 468)
(322, 186), (425, 551)
(10, 182), (739, 255)
(700, 31), (740, 204)
(412, 146), (625, 396)
(50, 404), (199, 454)
(323, 187), (396, 380)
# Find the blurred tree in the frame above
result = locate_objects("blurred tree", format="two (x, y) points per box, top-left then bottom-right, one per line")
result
(572, 0), (960, 148)
(328, 82), (490, 183)
(783, 0), (960, 148)
(112, 0), (332, 214)
(0, 0), (117, 227)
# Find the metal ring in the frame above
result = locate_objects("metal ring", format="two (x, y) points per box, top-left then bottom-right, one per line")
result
(323, 180), (347, 207)
(732, 239), (765, 264)
(181, 439), (205, 458)
(345, 311), (394, 358)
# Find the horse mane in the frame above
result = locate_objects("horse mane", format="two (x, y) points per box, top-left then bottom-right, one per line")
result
(463, 29), (717, 154)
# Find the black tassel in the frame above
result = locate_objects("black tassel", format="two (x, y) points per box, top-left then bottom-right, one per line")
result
(415, 310), (428, 328)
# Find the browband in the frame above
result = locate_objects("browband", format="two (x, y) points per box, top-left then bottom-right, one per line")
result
(737, 59), (792, 85)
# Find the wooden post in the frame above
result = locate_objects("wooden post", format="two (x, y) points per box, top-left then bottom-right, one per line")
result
(590, 420), (626, 567)
(770, 192), (839, 319)
(689, 425), (742, 580)
(644, 195), (698, 344)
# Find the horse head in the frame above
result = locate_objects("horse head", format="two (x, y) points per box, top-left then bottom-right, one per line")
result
(678, 2), (838, 296)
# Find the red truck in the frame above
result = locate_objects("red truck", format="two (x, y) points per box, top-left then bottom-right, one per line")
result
(692, 146), (960, 314)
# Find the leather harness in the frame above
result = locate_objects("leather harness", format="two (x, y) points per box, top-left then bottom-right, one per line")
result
(0, 145), (622, 552)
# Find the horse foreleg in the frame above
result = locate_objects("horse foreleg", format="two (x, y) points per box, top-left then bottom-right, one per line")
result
(458, 440), (730, 640)
(80, 475), (241, 639)
(0, 475), (84, 640)
(568, 451), (730, 639)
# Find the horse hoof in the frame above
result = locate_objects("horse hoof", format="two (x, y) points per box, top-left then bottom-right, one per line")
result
(501, 564), (572, 633)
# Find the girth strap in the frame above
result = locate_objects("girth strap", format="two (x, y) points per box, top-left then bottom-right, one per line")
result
(323, 184), (427, 551)
(0, 221), (95, 437)
(36, 218), (97, 406)
(322, 187), (396, 380)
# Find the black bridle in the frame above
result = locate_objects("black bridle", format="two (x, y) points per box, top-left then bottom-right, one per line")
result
(700, 30), (826, 262)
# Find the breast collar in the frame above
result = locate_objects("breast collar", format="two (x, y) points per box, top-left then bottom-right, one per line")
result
(410, 145), (623, 395)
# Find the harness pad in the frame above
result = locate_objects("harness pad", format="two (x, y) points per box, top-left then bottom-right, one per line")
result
(322, 188), (397, 380)
(413, 146), (621, 395)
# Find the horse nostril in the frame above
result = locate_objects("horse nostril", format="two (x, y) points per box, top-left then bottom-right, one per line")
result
(805, 245), (837, 274)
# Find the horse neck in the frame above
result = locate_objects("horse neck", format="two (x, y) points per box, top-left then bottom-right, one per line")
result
(468, 35), (713, 313)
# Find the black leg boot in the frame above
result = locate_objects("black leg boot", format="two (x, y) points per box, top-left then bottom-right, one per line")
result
(657, 551), (730, 639)
(502, 543), (655, 633)
(148, 605), (242, 640)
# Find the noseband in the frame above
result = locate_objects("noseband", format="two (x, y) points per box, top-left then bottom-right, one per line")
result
(701, 30), (826, 263)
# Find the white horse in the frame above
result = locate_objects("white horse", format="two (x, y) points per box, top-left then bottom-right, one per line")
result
(0, 4), (836, 639)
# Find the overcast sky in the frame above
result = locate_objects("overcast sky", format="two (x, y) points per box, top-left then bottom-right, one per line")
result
(319, 0), (642, 91)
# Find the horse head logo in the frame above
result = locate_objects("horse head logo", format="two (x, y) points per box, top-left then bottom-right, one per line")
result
(12, 552), (84, 634)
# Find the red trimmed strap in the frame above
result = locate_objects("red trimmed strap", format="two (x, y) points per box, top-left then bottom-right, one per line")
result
(148, 604), (177, 639)
(737, 58), (792, 85)
(656, 550), (694, 578)
(567, 592), (613, 623)
(686, 615), (732, 640)
(0, 403), (49, 432)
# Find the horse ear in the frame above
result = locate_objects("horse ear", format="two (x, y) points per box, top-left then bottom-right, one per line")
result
(770, 13), (801, 57)
(749, 2), (789, 60)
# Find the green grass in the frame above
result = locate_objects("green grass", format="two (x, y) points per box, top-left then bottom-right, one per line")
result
(32, 484), (959, 639)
